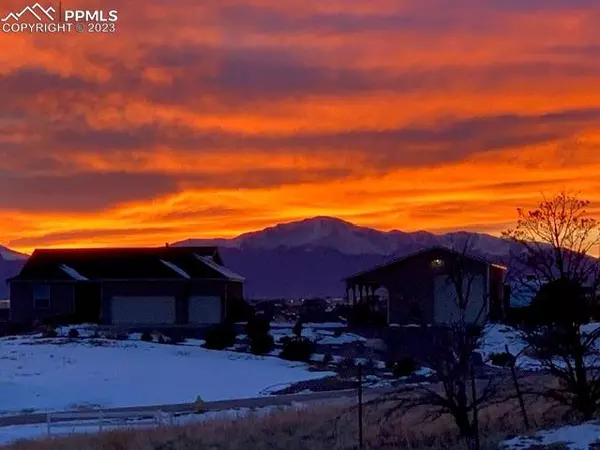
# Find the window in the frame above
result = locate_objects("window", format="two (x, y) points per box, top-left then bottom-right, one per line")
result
(33, 284), (51, 310)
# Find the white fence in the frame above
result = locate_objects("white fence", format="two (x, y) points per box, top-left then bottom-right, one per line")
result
(46, 410), (175, 436)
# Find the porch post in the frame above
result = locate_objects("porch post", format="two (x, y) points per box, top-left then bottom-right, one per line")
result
(223, 283), (228, 322)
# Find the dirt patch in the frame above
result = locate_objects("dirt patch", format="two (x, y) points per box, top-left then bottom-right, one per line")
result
(273, 376), (358, 394)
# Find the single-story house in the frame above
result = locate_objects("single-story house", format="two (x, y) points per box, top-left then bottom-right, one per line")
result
(7, 246), (245, 326)
(343, 246), (507, 325)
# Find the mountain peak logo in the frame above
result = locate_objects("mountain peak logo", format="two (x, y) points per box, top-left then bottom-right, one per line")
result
(1, 3), (55, 22)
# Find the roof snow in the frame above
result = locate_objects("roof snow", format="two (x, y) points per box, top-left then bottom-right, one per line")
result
(194, 254), (246, 282)
(159, 259), (191, 279)
(59, 264), (88, 281)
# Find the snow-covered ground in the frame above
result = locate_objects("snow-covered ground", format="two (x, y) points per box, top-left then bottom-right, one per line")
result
(476, 324), (543, 370)
(309, 354), (387, 368)
(0, 331), (335, 416)
(270, 326), (365, 345)
(477, 323), (600, 371)
(501, 421), (600, 449)
(55, 324), (101, 338)
(237, 322), (364, 345)
(0, 403), (310, 446)
(269, 322), (346, 329)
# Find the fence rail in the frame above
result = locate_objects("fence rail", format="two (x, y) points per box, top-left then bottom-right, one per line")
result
(46, 410), (174, 436)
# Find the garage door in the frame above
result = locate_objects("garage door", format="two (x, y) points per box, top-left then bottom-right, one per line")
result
(433, 275), (486, 325)
(188, 296), (221, 324)
(111, 296), (176, 325)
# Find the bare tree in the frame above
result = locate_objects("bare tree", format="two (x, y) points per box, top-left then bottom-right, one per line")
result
(417, 240), (495, 446)
(503, 192), (600, 290)
(503, 192), (600, 420)
(373, 239), (497, 450)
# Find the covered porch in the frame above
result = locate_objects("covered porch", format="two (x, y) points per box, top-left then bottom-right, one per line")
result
(344, 270), (392, 325)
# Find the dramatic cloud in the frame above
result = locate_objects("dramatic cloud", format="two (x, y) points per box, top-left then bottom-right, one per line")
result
(1, 0), (600, 251)
(0, 172), (178, 211)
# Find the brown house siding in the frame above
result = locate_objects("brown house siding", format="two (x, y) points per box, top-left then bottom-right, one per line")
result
(386, 250), (489, 324)
(9, 282), (75, 324)
(8, 283), (30, 323)
(9, 279), (243, 326)
(385, 257), (436, 324)
(346, 247), (504, 325)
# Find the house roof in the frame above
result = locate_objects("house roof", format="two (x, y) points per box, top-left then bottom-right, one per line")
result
(194, 254), (246, 282)
(343, 245), (506, 282)
(8, 246), (245, 283)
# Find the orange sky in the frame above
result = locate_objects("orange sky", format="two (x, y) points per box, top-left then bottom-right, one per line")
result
(2, 0), (600, 253)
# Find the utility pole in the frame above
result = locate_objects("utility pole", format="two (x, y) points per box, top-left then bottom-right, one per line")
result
(505, 344), (530, 430)
(358, 363), (363, 450)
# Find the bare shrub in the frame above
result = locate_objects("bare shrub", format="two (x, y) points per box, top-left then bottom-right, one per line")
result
(67, 328), (79, 339)
(392, 357), (417, 377)
(140, 331), (153, 342)
(42, 325), (57, 338)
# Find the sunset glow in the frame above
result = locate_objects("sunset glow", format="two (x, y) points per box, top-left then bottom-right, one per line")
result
(2, 0), (600, 253)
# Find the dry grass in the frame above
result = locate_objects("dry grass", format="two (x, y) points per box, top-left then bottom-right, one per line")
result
(1, 391), (576, 450)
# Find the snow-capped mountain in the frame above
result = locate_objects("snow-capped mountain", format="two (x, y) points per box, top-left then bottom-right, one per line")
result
(174, 216), (521, 298)
(177, 216), (420, 254)
(175, 216), (513, 257)
(0, 246), (28, 299)
(0, 246), (28, 261)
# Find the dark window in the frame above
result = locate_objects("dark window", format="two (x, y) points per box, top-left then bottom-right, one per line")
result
(33, 284), (51, 310)
(0, 300), (9, 322)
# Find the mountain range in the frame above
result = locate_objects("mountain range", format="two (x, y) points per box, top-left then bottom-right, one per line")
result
(174, 217), (524, 298)
(1, 217), (519, 300)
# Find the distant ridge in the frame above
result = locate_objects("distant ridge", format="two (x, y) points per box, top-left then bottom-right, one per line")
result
(0, 246), (28, 261)
(0, 247), (27, 299)
(0, 216), (527, 299)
